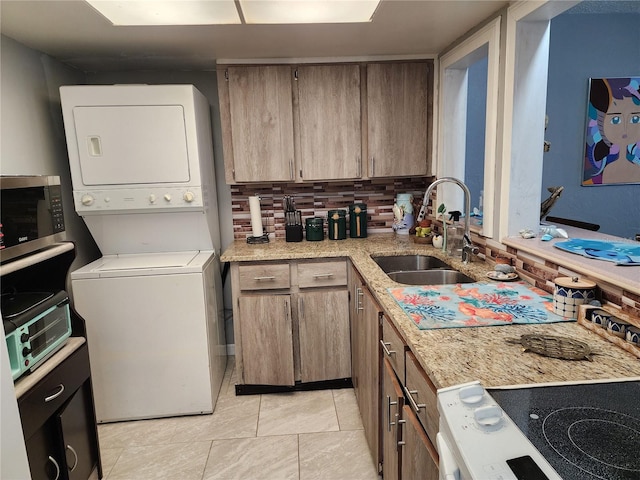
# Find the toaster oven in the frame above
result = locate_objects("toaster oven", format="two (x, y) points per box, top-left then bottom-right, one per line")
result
(2, 290), (72, 381)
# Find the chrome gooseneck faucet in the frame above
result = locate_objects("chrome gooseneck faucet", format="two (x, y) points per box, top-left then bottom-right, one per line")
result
(416, 177), (479, 263)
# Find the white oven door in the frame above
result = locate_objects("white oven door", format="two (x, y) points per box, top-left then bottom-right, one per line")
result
(436, 432), (464, 480)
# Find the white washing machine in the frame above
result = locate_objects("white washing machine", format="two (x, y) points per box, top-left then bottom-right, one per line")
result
(60, 85), (227, 423)
(71, 250), (226, 423)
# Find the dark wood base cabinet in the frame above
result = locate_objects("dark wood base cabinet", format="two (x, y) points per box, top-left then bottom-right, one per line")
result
(18, 343), (102, 480)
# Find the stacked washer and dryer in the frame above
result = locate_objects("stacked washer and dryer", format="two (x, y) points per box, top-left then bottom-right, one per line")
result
(60, 85), (226, 423)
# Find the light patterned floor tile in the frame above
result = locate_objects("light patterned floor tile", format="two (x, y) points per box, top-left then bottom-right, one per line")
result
(332, 388), (364, 431)
(257, 390), (339, 436)
(298, 430), (378, 480)
(99, 447), (122, 478)
(203, 435), (299, 480)
(106, 441), (211, 480)
(98, 417), (180, 449)
(170, 393), (260, 442)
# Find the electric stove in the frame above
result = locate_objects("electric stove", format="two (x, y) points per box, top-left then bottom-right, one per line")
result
(488, 380), (640, 480)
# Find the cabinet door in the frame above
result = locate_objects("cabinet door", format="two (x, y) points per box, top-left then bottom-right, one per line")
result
(24, 420), (64, 480)
(367, 62), (431, 177)
(382, 358), (404, 480)
(298, 290), (351, 383)
(226, 66), (295, 182)
(353, 286), (380, 466)
(297, 65), (362, 180)
(400, 405), (439, 480)
(238, 295), (295, 386)
(58, 384), (99, 480)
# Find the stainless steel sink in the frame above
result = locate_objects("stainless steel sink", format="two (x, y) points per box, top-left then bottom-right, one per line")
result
(387, 270), (475, 285)
(371, 254), (475, 285)
(372, 255), (449, 273)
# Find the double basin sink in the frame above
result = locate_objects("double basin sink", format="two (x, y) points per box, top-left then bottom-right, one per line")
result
(372, 254), (475, 286)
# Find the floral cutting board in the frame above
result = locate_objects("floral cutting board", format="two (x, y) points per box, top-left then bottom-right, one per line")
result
(388, 282), (568, 330)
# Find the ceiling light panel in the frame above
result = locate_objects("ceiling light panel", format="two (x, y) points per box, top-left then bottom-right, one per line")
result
(239, 0), (380, 24)
(86, 0), (241, 26)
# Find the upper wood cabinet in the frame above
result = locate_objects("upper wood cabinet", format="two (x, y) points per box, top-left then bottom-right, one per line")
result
(296, 64), (362, 180)
(217, 60), (433, 184)
(367, 62), (432, 177)
(218, 65), (295, 183)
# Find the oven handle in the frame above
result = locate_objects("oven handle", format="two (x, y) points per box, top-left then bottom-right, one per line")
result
(436, 432), (459, 480)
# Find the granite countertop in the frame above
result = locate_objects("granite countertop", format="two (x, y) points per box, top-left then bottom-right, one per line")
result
(221, 233), (640, 389)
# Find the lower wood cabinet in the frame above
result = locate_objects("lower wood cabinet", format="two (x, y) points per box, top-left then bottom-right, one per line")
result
(18, 342), (101, 480)
(382, 357), (404, 480)
(399, 405), (440, 480)
(232, 259), (350, 388)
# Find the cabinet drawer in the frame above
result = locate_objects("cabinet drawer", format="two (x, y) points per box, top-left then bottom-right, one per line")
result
(239, 263), (290, 290)
(381, 316), (405, 381)
(298, 260), (347, 288)
(404, 350), (438, 445)
(18, 343), (91, 439)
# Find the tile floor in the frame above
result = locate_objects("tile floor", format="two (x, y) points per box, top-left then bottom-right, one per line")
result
(97, 357), (379, 480)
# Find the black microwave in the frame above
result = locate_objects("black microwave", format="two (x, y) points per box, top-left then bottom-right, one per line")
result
(0, 176), (66, 263)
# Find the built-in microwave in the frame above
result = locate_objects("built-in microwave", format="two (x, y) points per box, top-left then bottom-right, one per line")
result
(0, 176), (66, 263)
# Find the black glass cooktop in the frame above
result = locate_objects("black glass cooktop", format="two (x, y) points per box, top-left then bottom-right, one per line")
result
(488, 381), (640, 480)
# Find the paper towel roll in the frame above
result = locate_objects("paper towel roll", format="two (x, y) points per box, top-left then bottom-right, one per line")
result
(249, 196), (263, 237)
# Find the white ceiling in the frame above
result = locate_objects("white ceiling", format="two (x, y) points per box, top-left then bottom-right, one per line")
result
(0, 0), (510, 72)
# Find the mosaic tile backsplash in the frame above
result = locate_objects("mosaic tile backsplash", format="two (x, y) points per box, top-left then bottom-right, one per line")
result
(231, 177), (434, 240)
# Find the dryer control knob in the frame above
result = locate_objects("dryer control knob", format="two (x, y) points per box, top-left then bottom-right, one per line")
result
(164, 194), (172, 202)
(149, 194), (156, 204)
(81, 194), (94, 206)
(183, 191), (195, 203)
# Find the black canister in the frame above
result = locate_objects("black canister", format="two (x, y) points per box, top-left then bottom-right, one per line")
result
(327, 210), (347, 240)
(349, 203), (368, 238)
(305, 217), (325, 241)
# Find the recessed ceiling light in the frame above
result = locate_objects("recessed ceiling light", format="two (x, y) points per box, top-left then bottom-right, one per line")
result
(239, 0), (381, 24)
(86, 0), (242, 26)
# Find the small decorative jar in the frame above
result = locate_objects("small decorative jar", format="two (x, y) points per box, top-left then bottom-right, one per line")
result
(327, 210), (347, 240)
(349, 203), (367, 238)
(305, 217), (325, 241)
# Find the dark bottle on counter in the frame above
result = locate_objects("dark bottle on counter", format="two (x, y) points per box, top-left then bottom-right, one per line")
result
(349, 203), (367, 238)
(327, 210), (347, 240)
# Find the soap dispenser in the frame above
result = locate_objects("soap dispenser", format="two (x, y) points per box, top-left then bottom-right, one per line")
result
(447, 211), (464, 257)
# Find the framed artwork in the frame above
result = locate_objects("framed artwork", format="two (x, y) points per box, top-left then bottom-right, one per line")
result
(582, 77), (640, 186)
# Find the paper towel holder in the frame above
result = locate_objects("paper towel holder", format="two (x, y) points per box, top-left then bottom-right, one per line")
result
(247, 233), (270, 244)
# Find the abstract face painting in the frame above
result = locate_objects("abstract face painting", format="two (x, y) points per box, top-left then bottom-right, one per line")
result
(583, 77), (640, 185)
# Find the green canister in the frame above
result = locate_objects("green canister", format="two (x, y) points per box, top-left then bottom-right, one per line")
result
(327, 210), (347, 240)
(305, 217), (325, 241)
(349, 203), (367, 238)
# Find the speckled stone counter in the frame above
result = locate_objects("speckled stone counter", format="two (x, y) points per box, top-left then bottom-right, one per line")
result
(222, 233), (640, 390)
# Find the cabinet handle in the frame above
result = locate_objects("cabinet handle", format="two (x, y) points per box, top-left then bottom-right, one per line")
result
(356, 287), (364, 312)
(405, 387), (426, 413)
(387, 395), (397, 432)
(66, 445), (78, 472)
(370, 157), (375, 176)
(380, 340), (396, 357)
(44, 384), (65, 403)
(397, 419), (406, 447)
(299, 298), (304, 318)
(289, 158), (294, 180)
(48, 456), (61, 480)
(312, 273), (334, 279)
(357, 156), (362, 178)
(253, 276), (275, 281)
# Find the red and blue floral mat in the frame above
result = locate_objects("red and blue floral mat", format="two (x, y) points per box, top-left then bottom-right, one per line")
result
(388, 282), (569, 330)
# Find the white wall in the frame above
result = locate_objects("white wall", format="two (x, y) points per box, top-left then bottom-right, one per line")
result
(1, 35), (101, 270)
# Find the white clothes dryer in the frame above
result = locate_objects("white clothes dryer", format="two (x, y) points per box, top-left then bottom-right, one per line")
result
(70, 250), (226, 423)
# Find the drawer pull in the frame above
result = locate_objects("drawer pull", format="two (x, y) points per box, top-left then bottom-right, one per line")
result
(44, 384), (65, 403)
(387, 395), (398, 432)
(312, 273), (334, 279)
(356, 287), (364, 312)
(397, 419), (406, 447)
(380, 340), (396, 357)
(48, 456), (61, 480)
(66, 445), (78, 472)
(253, 276), (276, 281)
(405, 387), (426, 413)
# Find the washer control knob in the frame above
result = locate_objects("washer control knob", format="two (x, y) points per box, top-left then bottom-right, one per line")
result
(104, 197), (110, 203)
(183, 191), (195, 203)
(81, 194), (94, 206)
(149, 194), (156, 204)
(164, 194), (172, 202)
(474, 405), (503, 427)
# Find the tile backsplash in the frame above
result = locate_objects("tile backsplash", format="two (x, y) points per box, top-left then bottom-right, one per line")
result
(230, 177), (434, 240)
